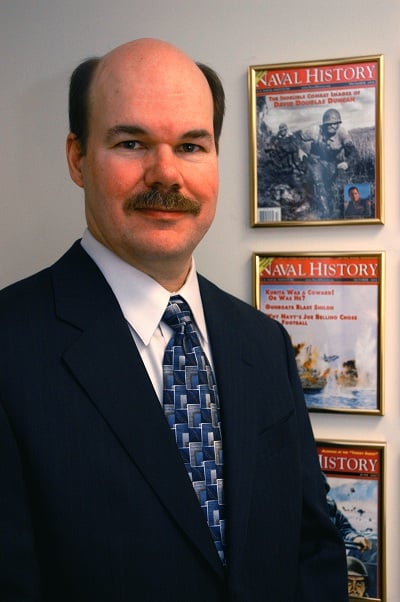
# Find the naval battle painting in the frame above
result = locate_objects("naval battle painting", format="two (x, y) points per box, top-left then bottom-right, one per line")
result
(254, 252), (384, 414)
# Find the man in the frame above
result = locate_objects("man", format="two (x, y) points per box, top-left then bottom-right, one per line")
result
(270, 123), (304, 180)
(0, 38), (347, 601)
(345, 185), (373, 218)
(347, 556), (370, 598)
(300, 108), (358, 218)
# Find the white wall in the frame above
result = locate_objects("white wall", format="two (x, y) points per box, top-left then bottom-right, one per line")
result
(1, 0), (399, 598)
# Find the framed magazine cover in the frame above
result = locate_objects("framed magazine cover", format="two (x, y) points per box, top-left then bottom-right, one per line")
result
(317, 440), (385, 601)
(249, 55), (383, 226)
(253, 252), (384, 414)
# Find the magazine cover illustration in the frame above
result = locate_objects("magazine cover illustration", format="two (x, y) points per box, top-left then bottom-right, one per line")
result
(317, 442), (384, 601)
(255, 253), (383, 413)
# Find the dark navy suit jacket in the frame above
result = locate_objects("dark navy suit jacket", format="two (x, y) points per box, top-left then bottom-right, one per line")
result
(0, 241), (347, 601)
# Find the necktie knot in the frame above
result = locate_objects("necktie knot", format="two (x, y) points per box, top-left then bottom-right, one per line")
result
(162, 295), (193, 332)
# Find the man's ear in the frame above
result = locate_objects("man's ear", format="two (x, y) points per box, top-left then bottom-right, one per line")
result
(66, 133), (85, 188)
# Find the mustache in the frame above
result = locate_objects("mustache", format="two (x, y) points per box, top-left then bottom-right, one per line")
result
(123, 189), (201, 216)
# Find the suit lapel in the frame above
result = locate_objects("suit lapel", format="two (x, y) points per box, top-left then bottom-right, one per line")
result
(51, 243), (224, 578)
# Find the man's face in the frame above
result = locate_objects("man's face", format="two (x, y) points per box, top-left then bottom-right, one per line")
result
(347, 574), (366, 597)
(349, 188), (360, 202)
(67, 41), (219, 276)
(325, 121), (340, 137)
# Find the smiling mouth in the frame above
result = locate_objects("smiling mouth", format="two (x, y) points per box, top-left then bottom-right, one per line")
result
(124, 189), (201, 216)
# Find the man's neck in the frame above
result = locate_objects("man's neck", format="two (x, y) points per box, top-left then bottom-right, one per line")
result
(85, 229), (193, 293)
(136, 260), (192, 292)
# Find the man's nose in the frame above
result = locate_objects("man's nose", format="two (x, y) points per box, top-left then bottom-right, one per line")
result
(348, 580), (360, 594)
(143, 146), (183, 190)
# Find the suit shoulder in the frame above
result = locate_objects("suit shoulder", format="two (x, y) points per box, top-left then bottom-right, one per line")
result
(0, 268), (53, 315)
(198, 274), (283, 332)
(0, 241), (83, 320)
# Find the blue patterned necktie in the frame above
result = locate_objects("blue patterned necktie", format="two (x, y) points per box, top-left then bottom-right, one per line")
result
(162, 295), (225, 563)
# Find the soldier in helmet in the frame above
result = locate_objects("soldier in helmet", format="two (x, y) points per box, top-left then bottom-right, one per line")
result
(347, 556), (369, 598)
(269, 122), (304, 186)
(300, 108), (358, 218)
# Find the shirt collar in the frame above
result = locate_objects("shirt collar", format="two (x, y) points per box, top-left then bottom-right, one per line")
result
(80, 229), (208, 346)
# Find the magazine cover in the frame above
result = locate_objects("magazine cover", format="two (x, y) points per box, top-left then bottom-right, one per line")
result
(254, 253), (383, 413)
(249, 56), (383, 226)
(317, 441), (385, 601)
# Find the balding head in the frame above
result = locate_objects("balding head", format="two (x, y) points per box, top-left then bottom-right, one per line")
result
(69, 38), (225, 153)
(98, 38), (196, 77)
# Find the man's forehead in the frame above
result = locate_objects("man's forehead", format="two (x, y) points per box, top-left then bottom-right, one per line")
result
(90, 61), (213, 128)
(92, 58), (210, 112)
(85, 39), (215, 143)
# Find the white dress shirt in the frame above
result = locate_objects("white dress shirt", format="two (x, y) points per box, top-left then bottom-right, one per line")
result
(81, 229), (213, 402)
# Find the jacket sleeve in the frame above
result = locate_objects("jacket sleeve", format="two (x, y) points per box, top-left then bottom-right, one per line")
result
(279, 323), (349, 601)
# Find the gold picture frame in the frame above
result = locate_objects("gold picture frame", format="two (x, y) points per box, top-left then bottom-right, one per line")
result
(249, 55), (383, 226)
(253, 252), (384, 414)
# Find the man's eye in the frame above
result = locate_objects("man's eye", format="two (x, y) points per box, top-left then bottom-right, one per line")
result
(118, 140), (140, 150)
(181, 143), (200, 153)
